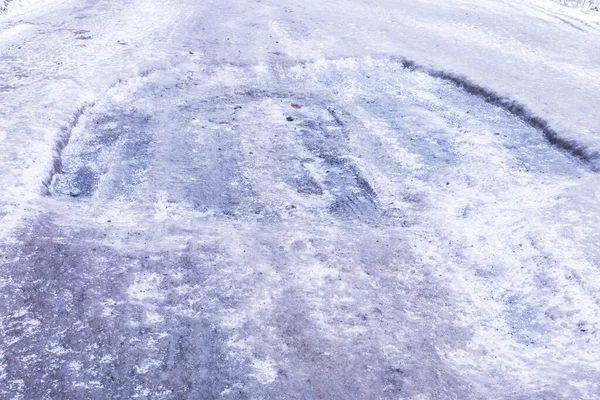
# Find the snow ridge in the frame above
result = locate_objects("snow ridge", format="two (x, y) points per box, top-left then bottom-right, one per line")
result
(394, 56), (599, 170)
(41, 104), (93, 195)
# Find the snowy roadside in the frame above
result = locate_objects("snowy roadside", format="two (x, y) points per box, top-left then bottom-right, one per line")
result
(0, 0), (64, 17)
(549, 0), (600, 13)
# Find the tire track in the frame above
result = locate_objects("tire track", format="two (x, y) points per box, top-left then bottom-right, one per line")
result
(42, 103), (93, 196)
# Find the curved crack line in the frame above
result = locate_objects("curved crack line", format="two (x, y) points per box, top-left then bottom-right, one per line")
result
(392, 56), (599, 170)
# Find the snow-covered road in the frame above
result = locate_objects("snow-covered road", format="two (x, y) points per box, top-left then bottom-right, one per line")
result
(1, 0), (600, 398)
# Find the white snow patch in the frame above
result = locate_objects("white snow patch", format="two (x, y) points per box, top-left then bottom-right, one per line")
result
(127, 272), (164, 302)
(250, 357), (278, 385)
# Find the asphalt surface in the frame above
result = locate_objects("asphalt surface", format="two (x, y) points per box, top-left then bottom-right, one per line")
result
(1, 0), (600, 399)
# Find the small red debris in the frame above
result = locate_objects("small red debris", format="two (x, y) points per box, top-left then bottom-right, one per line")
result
(291, 103), (302, 109)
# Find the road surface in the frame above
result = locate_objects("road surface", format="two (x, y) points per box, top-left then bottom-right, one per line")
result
(1, 0), (600, 398)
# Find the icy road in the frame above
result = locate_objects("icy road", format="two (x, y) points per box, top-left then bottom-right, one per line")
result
(1, 0), (600, 398)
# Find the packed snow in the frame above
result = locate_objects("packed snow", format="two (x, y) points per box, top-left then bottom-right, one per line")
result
(1, 0), (600, 398)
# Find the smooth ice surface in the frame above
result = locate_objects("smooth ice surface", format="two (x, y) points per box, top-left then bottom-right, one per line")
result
(1, 0), (600, 398)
